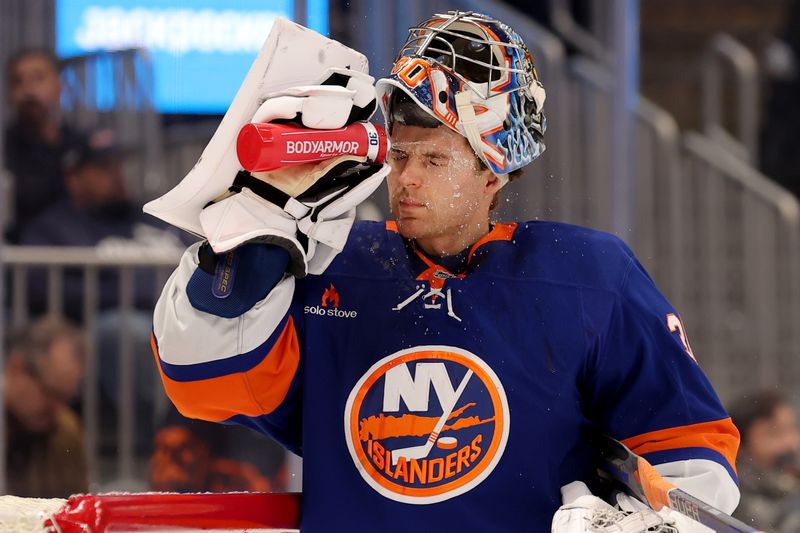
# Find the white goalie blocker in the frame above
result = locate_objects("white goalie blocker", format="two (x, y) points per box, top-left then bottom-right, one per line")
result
(143, 17), (373, 236)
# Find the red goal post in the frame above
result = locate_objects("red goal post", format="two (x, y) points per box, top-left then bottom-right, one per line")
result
(0, 492), (300, 532)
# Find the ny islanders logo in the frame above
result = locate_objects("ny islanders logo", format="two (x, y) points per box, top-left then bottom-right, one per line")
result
(344, 346), (509, 504)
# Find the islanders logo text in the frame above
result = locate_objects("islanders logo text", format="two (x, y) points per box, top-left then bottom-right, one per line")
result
(344, 346), (509, 504)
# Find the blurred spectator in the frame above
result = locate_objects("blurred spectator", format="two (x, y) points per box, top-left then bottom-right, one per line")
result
(150, 406), (288, 493)
(19, 128), (186, 320)
(760, 0), (800, 197)
(3, 316), (88, 498)
(3, 48), (86, 242)
(729, 390), (800, 532)
(16, 128), (189, 464)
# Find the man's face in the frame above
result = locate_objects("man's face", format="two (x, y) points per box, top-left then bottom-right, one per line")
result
(6, 338), (84, 434)
(386, 124), (498, 253)
(67, 159), (128, 209)
(8, 53), (62, 125)
(747, 404), (800, 471)
(40, 336), (84, 402)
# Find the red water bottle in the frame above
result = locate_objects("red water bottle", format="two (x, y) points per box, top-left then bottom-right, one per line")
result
(236, 121), (389, 172)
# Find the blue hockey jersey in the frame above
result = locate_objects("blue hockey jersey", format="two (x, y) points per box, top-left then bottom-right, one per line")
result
(152, 220), (740, 532)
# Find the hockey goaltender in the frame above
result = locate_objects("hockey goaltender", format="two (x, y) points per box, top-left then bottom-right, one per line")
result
(147, 11), (742, 533)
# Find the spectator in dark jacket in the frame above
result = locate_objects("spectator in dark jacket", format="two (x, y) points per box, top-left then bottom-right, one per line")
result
(3, 48), (86, 242)
(20, 128), (186, 320)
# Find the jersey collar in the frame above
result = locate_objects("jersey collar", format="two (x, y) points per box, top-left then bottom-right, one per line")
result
(386, 221), (518, 288)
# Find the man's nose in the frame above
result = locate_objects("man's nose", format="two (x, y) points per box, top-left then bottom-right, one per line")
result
(395, 157), (423, 188)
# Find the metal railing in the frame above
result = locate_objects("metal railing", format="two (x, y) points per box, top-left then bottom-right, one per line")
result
(554, 40), (800, 403)
(632, 98), (683, 292)
(550, 0), (613, 63)
(677, 133), (800, 401)
(701, 33), (760, 163)
(3, 245), (182, 490)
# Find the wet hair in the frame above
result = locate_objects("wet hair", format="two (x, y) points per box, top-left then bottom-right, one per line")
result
(728, 389), (790, 444)
(490, 168), (524, 212)
(386, 90), (441, 132)
(5, 47), (61, 81)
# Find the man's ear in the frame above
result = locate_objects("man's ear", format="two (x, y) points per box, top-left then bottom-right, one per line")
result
(484, 170), (502, 196)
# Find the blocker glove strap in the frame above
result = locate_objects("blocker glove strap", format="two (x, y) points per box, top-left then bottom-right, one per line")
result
(199, 161), (388, 277)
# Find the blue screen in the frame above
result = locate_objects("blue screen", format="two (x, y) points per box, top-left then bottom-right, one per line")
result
(56, 0), (329, 114)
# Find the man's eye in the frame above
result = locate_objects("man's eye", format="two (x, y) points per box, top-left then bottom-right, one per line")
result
(388, 151), (407, 161)
(428, 158), (446, 167)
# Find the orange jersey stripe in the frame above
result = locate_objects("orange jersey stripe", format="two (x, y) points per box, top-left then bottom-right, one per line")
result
(467, 223), (517, 263)
(621, 418), (740, 474)
(152, 316), (301, 423)
(387, 220), (516, 264)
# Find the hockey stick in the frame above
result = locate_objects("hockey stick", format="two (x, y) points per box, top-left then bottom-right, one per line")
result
(391, 369), (473, 465)
(596, 435), (764, 533)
